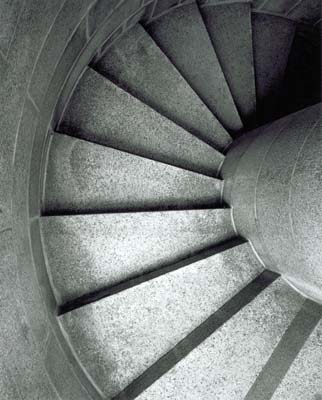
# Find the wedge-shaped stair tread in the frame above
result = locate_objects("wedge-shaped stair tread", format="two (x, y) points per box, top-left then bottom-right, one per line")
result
(288, 0), (321, 23)
(272, 305), (322, 400)
(137, 279), (305, 400)
(41, 208), (235, 303)
(59, 243), (263, 398)
(43, 134), (223, 214)
(200, 2), (256, 126)
(252, 13), (296, 122)
(258, 0), (298, 14)
(145, 3), (243, 133)
(93, 24), (231, 151)
(60, 68), (224, 176)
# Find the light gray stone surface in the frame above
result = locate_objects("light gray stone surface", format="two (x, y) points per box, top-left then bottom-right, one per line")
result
(137, 279), (304, 400)
(44, 133), (223, 214)
(252, 12), (296, 122)
(0, 229), (62, 400)
(0, 0), (64, 233)
(28, 0), (95, 107)
(93, 24), (231, 151)
(41, 208), (235, 303)
(0, 0), (24, 56)
(200, 2), (256, 126)
(145, 3), (243, 133)
(88, 0), (121, 36)
(224, 103), (322, 303)
(0, 0), (88, 398)
(60, 68), (224, 176)
(272, 317), (322, 400)
(60, 243), (263, 398)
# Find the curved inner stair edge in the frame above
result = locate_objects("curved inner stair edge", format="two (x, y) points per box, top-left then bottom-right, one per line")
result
(10, 0), (321, 399)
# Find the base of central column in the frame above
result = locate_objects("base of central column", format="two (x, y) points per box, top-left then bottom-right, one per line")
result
(221, 103), (322, 304)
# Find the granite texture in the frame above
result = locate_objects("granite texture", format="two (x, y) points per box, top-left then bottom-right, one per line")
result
(245, 299), (322, 399)
(145, 2), (243, 133)
(0, 1), (75, 399)
(28, 0), (95, 107)
(41, 208), (235, 303)
(0, 0), (320, 398)
(0, 0), (64, 233)
(60, 68), (224, 176)
(0, 0), (24, 56)
(259, 0), (299, 14)
(93, 23), (231, 151)
(153, 0), (181, 18)
(252, 12), (296, 123)
(44, 133), (223, 214)
(224, 103), (322, 303)
(200, 2), (256, 126)
(272, 314), (322, 400)
(288, 0), (321, 24)
(0, 0), (154, 398)
(0, 230), (59, 400)
(60, 243), (263, 398)
(87, 0), (121, 36)
(137, 279), (304, 400)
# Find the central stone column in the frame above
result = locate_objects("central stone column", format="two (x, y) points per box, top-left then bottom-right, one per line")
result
(221, 102), (322, 303)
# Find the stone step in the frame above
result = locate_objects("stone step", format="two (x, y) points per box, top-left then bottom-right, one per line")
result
(144, 2), (243, 133)
(59, 243), (263, 398)
(60, 68), (224, 176)
(41, 208), (236, 304)
(287, 0), (321, 24)
(271, 301), (322, 400)
(43, 133), (223, 214)
(92, 24), (231, 152)
(200, 2), (256, 127)
(255, 0), (297, 14)
(136, 279), (305, 400)
(252, 12), (296, 123)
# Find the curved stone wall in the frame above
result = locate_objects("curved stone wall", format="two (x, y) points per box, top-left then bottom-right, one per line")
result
(0, 1), (158, 398)
(0, 0), (320, 398)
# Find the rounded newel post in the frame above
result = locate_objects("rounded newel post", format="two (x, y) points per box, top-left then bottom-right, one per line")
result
(222, 103), (322, 303)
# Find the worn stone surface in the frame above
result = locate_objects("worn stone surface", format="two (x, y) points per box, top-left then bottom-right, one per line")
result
(260, 0), (299, 14)
(200, 2), (256, 126)
(0, 0), (64, 233)
(224, 103), (322, 303)
(0, 0), (24, 56)
(0, 228), (60, 400)
(60, 243), (262, 398)
(45, 333), (94, 400)
(272, 316), (322, 400)
(288, 0), (321, 24)
(137, 279), (304, 400)
(88, 0), (121, 36)
(60, 68), (224, 176)
(93, 24), (231, 151)
(153, 0), (181, 18)
(44, 133), (222, 213)
(252, 12), (296, 123)
(29, 0), (95, 107)
(41, 208), (235, 303)
(145, 2), (243, 133)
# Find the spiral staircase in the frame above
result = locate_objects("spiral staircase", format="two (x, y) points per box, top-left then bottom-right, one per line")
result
(0, 0), (321, 399)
